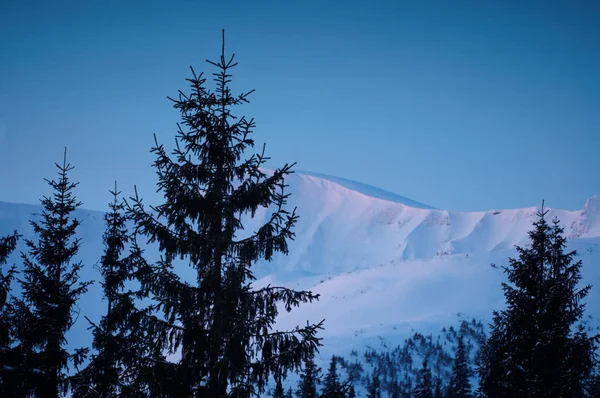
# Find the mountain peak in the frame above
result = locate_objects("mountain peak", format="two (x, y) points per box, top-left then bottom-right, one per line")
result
(584, 194), (600, 211)
(294, 170), (434, 209)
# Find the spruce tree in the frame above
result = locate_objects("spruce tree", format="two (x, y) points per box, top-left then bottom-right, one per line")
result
(0, 231), (19, 395)
(321, 356), (343, 397)
(366, 372), (381, 398)
(72, 183), (148, 397)
(285, 387), (294, 398)
(399, 373), (413, 398)
(448, 335), (471, 397)
(477, 203), (597, 397)
(0, 232), (19, 335)
(433, 377), (444, 398)
(587, 372), (600, 397)
(10, 150), (92, 397)
(273, 376), (285, 398)
(347, 384), (356, 398)
(388, 377), (401, 398)
(126, 31), (322, 397)
(414, 357), (434, 398)
(296, 351), (320, 398)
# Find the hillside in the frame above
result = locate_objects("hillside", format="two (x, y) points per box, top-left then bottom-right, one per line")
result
(1, 171), (599, 394)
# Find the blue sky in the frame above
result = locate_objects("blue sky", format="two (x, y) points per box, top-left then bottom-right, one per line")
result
(0, 0), (598, 212)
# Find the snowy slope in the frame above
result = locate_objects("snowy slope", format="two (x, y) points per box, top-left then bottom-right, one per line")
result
(248, 173), (600, 278)
(1, 172), (599, 391)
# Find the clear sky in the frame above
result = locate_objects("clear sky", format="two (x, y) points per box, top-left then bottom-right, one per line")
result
(0, 0), (598, 212)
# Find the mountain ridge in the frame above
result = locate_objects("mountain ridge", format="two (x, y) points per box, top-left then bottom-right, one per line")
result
(1, 172), (599, 393)
(2, 173), (599, 277)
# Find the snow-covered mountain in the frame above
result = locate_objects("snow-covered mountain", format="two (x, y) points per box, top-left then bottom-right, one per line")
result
(251, 172), (600, 277)
(1, 171), (599, 391)
(248, 172), (600, 355)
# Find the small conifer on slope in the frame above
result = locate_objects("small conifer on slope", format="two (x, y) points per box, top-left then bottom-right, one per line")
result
(448, 334), (471, 397)
(414, 357), (434, 398)
(321, 356), (344, 398)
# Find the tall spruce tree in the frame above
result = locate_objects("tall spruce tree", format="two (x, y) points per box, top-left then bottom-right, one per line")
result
(296, 351), (320, 398)
(414, 357), (434, 398)
(448, 335), (471, 397)
(477, 203), (597, 397)
(72, 183), (148, 397)
(126, 31), (323, 397)
(0, 231), (19, 395)
(10, 150), (92, 397)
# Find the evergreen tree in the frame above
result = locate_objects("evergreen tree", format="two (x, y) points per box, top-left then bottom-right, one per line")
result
(587, 372), (600, 397)
(126, 31), (323, 397)
(285, 387), (294, 398)
(414, 357), (434, 398)
(0, 232), (19, 288)
(273, 376), (285, 398)
(296, 351), (320, 398)
(347, 384), (356, 398)
(388, 377), (401, 398)
(0, 231), (19, 395)
(10, 150), (92, 397)
(321, 356), (343, 397)
(448, 335), (471, 397)
(433, 377), (444, 398)
(399, 373), (413, 398)
(366, 372), (381, 398)
(72, 183), (149, 397)
(478, 203), (597, 397)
